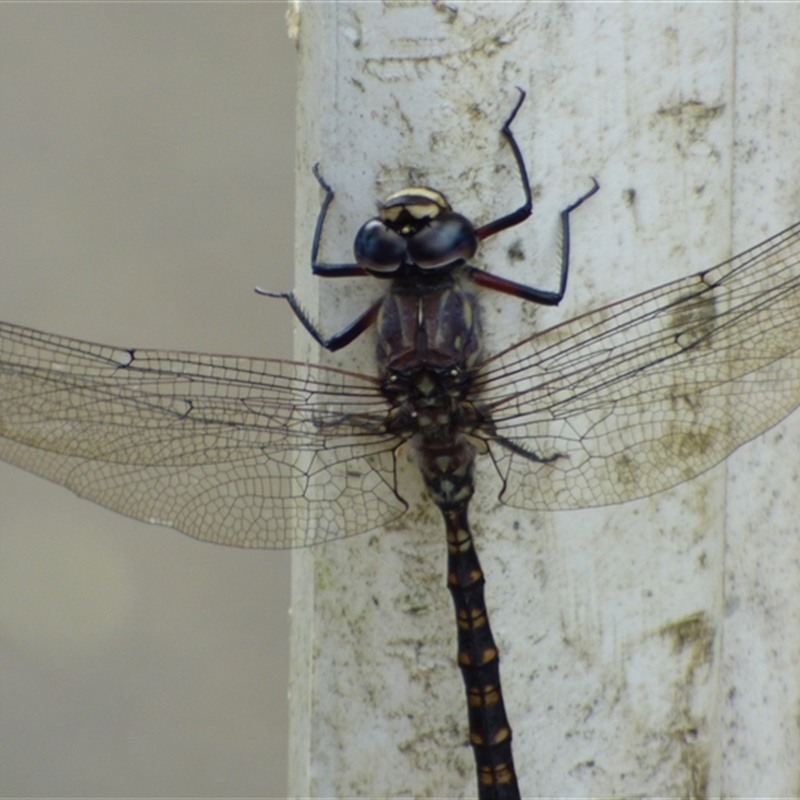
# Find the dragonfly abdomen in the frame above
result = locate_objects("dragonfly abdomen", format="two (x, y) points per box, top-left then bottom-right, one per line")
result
(442, 503), (520, 800)
(415, 435), (519, 799)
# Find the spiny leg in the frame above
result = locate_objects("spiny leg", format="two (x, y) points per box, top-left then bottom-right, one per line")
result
(466, 178), (599, 306)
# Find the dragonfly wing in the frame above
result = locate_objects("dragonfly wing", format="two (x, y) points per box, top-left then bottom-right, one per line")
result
(0, 323), (405, 548)
(474, 220), (800, 510)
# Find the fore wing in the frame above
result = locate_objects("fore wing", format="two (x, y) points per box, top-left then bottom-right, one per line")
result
(474, 221), (800, 510)
(0, 323), (405, 548)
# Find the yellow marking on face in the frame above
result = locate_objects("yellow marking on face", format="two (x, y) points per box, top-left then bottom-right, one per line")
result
(406, 202), (441, 219)
(381, 201), (443, 224)
(435, 455), (451, 471)
(380, 206), (402, 222)
(382, 186), (450, 212)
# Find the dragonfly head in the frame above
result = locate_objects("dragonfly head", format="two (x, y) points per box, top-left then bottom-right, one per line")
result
(354, 187), (478, 277)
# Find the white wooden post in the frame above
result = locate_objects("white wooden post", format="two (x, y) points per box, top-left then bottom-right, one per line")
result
(290, 3), (800, 797)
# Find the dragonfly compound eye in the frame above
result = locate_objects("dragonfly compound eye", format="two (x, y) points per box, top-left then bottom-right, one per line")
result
(407, 212), (478, 270)
(354, 218), (407, 274)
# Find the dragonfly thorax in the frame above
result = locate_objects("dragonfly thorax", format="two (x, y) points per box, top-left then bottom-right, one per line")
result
(381, 365), (482, 440)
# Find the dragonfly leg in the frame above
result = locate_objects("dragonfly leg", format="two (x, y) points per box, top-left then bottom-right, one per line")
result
(491, 435), (561, 464)
(257, 165), (382, 351)
(466, 178), (599, 307)
(474, 89), (533, 242)
(264, 292), (382, 352)
(310, 164), (368, 278)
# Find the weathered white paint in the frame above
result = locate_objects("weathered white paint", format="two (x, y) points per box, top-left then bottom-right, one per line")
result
(290, 3), (800, 797)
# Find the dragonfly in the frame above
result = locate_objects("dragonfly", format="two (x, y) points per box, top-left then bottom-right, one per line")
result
(2, 89), (800, 799)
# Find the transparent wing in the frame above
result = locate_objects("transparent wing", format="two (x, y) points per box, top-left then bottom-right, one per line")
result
(0, 323), (405, 548)
(474, 220), (800, 509)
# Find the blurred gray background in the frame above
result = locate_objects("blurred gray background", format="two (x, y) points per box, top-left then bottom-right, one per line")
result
(0, 4), (296, 797)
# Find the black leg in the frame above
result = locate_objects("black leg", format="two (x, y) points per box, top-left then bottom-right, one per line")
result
(256, 164), (378, 351)
(263, 292), (382, 352)
(474, 89), (533, 242)
(310, 164), (368, 278)
(466, 179), (599, 306)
